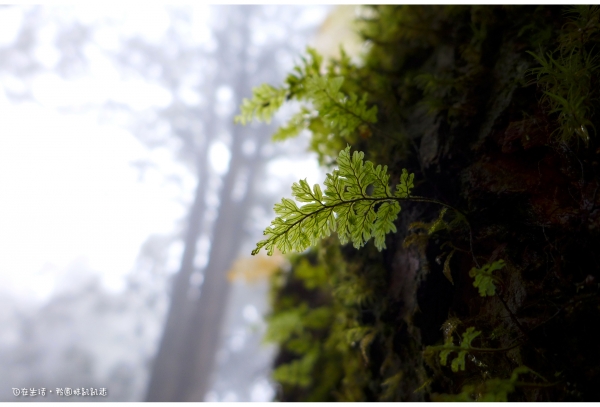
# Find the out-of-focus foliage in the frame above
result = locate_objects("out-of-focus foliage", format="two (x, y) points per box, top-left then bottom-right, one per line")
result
(433, 366), (535, 401)
(235, 84), (287, 125)
(236, 47), (377, 165)
(264, 246), (376, 401)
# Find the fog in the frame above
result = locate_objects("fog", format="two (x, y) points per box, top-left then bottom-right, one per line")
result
(0, 5), (330, 402)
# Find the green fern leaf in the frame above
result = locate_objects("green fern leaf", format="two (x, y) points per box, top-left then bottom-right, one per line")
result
(373, 201), (400, 251)
(451, 351), (468, 372)
(264, 305), (307, 343)
(235, 84), (287, 125)
(236, 47), (380, 168)
(294, 258), (328, 289)
(469, 259), (505, 297)
(271, 107), (312, 141)
(272, 349), (319, 387)
(305, 76), (378, 138)
(439, 337), (455, 366)
(285, 46), (323, 98)
(428, 207), (448, 234)
(437, 326), (481, 372)
(252, 146), (415, 255)
(394, 169), (415, 198)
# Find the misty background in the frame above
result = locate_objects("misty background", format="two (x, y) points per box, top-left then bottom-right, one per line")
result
(0, 5), (341, 401)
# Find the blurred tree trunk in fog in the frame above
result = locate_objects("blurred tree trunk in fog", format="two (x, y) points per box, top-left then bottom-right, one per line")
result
(144, 130), (212, 401)
(184, 123), (263, 402)
(146, 6), (270, 401)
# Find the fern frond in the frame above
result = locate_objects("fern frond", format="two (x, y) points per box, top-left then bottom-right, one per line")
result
(235, 46), (384, 171)
(264, 305), (307, 343)
(271, 107), (313, 141)
(469, 259), (505, 297)
(334, 279), (376, 307)
(394, 169), (415, 198)
(438, 326), (481, 372)
(305, 76), (378, 137)
(252, 146), (416, 255)
(428, 207), (448, 234)
(235, 84), (287, 125)
(272, 349), (319, 387)
(434, 366), (534, 402)
(294, 258), (328, 289)
(285, 46), (324, 98)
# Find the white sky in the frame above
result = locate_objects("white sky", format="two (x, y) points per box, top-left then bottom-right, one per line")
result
(0, 6), (199, 302)
(0, 96), (190, 300)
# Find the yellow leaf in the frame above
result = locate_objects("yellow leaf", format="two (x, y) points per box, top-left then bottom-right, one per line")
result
(227, 249), (288, 283)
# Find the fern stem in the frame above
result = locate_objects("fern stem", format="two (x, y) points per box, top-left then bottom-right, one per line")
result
(514, 381), (561, 389)
(427, 341), (523, 354)
(274, 193), (480, 266)
(401, 195), (463, 214)
(405, 196), (480, 268)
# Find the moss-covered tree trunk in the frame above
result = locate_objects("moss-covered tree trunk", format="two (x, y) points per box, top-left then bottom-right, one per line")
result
(378, 6), (600, 401)
(259, 5), (600, 401)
